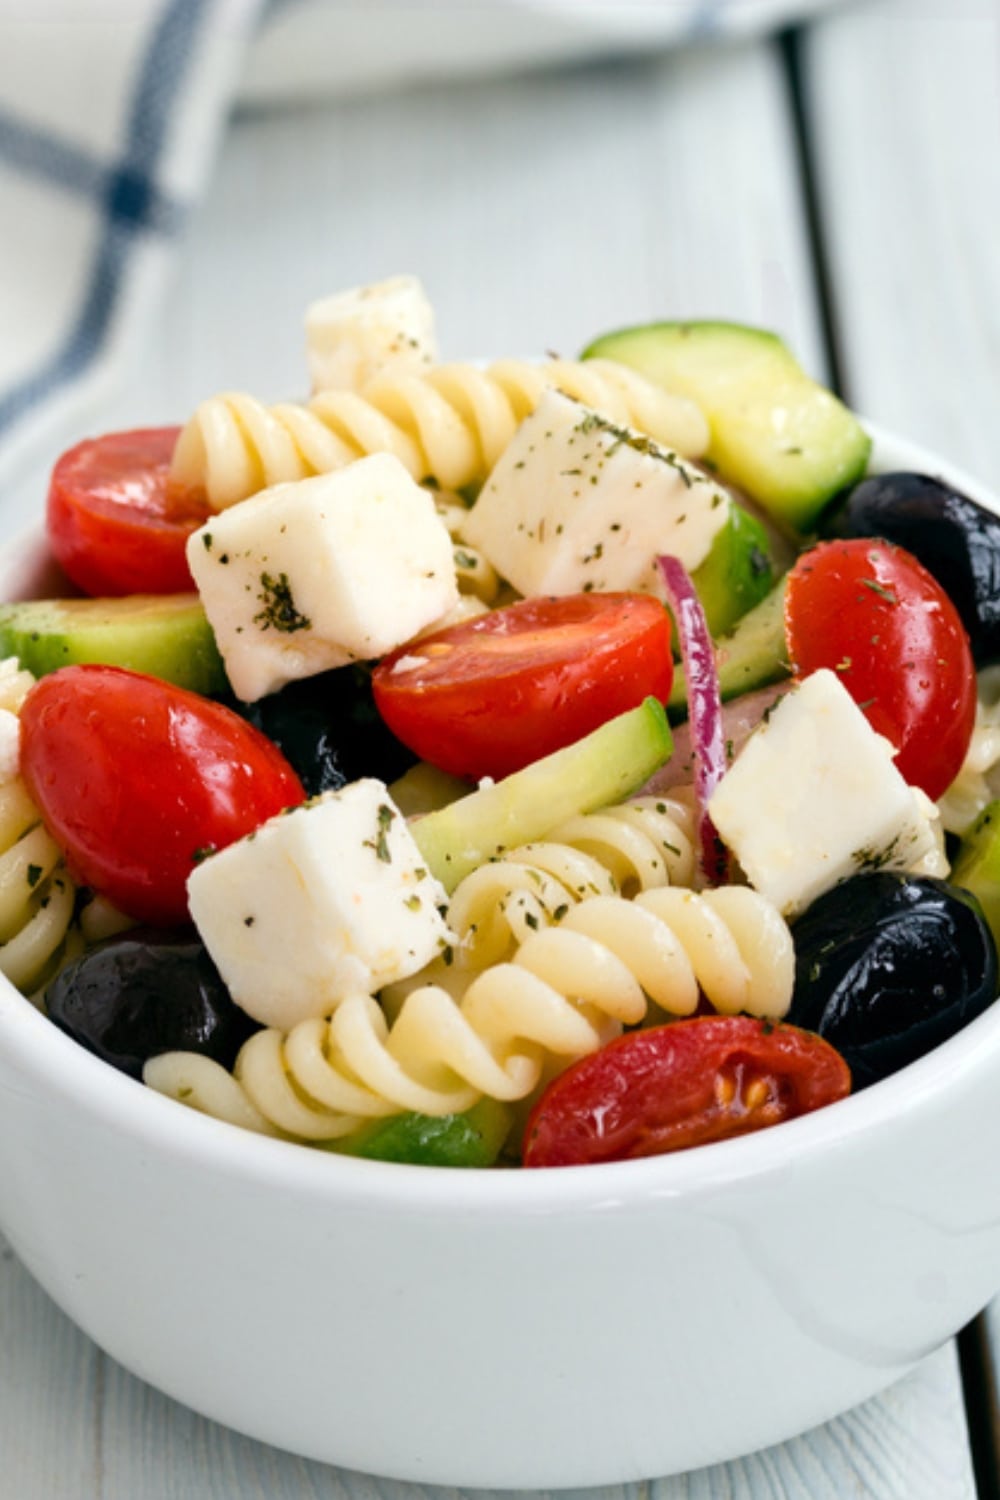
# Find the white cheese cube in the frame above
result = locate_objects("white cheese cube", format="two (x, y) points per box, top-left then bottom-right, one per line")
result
(463, 389), (729, 598)
(305, 274), (437, 392)
(187, 779), (453, 1030)
(187, 453), (458, 702)
(707, 669), (944, 919)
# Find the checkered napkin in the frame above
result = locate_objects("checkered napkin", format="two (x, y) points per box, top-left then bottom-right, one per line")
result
(0, 0), (263, 494)
(0, 0), (840, 497)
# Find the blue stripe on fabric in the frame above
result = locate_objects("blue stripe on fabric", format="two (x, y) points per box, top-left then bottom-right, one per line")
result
(0, 110), (183, 234)
(0, 0), (214, 436)
(0, 228), (131, 429)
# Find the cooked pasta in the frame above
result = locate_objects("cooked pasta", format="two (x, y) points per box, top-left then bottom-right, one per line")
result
(144, 1050), (286, 1137)
(445, 796), (698, 967)
(939, 665), (1000, 834)
(144, 886), (794, 1143)
(0, 660), (132, 994)
(435, 495), (502, 605)
(0, 766), (77, 993)
(0, 657), (35, 713)
(169, 358), (710, 511)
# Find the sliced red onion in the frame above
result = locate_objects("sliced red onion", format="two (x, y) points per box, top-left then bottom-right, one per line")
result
(641, 681), (792, 797)
(657, 554), (729, 886)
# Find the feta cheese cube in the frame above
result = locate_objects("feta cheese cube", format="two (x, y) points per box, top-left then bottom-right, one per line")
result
(707, 669), (944, 918)
(187, 779), (453, 1030)
(187, 453), (458, 702)
(305, 274), (437, 392)
(463, 389), (730, 598)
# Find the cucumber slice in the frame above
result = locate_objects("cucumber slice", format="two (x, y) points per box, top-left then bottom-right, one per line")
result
(951, 800), (1000, 952)
(582, 321), (871, 533)
(669, 578), (790, 717)
(689, 500), (774, 641)
(0, 594), (227, 695)
(325, 1098), (512, 1167)
(411, 697), (672, 892)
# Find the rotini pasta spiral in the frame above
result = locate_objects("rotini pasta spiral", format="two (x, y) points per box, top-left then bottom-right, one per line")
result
(144, 886), (794, 1143)
(0, 659), (130, 994)
(0, 765), (78, 993)
(939, 665), (1000, 835)
(0, 657), (34, 713)
(169, 358), (710, 511)
(435, 494), (502, 605)
(444, 796), (698, 967)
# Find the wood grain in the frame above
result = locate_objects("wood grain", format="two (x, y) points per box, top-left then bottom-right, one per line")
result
(804, 0), (1000, 485)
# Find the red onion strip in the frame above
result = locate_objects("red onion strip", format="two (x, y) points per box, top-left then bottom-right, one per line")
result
(657, 554), (729, 886)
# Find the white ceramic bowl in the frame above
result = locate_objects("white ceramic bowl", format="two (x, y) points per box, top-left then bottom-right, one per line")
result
(2, 427), (1000, 1489)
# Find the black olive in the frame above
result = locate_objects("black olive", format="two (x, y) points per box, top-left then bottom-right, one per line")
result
(223, 663), (417, 797)
(827, 471), (1000, 663)
(44, 930), (258, 1080)
(787, 873), (997, 1089)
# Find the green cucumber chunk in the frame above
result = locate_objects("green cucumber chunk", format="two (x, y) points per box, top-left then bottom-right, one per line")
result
(951, 801), (1000, 951)
(0, 594), (226, 695)
(388, 759), (471, 818)
(669, 577), (790, 717)
(325, 1098), (512, 1167)
(411, 697), (672, 892)
(583, 320), (871, 533)
(689, 500), (774, 641)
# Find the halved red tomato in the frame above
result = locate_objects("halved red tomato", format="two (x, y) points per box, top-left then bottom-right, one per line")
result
(784, 538), (976, 801)
(372, 593), (674, 782)
(522, 1016), (851, 1167)
(20, 664), (305, 925)
(47, 427), (211, 596)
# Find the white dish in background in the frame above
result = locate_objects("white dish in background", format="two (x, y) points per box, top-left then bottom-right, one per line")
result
(0, 426), (1000, 1487)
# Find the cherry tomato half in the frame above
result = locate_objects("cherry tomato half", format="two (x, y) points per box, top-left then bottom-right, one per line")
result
(20, 665), (305, 926)
(372, 593), (674, 782)
(47, 427), (211, 596)
(784, 538), (976, 800)
(522, 1016), (851, 1167)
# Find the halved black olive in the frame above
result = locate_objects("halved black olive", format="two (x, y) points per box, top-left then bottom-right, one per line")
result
(224, 663), (417, 797)
(44, 930), (258, 1080)
(787, 872), (997, 1089)
(829, 471), (1000, 663)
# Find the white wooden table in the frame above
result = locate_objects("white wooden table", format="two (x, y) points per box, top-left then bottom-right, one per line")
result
(3, 0), (1000, 1494)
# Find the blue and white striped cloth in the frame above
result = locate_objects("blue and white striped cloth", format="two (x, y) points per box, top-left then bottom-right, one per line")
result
(0, 0), (262, 492)
(0, 0), (839, 494)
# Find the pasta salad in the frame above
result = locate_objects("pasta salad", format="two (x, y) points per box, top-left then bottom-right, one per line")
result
(5, 275), (1000, 1169)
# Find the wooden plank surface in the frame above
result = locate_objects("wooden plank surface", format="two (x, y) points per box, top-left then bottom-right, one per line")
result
(0, 9), (992, 1496)
(804, 0), (1000, 489)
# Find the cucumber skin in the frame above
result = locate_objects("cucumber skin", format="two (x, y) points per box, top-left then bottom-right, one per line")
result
(582, 320), (872, 533)
(952, 801), (1000, 954)
(411, 697), (673, 893)
(690, 501), (774, 641)
(0, 595), (227, 696)
(668, 578), (790, 718)
(325, 1098), (512, 1167)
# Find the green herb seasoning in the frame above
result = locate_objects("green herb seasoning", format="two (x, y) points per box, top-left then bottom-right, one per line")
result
(254, 572), (312, 633)
(364, 803), (396, 863)
(861, 578), (899, 605)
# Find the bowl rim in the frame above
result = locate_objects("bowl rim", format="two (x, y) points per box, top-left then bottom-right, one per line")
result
(2, 416), (999, 1215)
